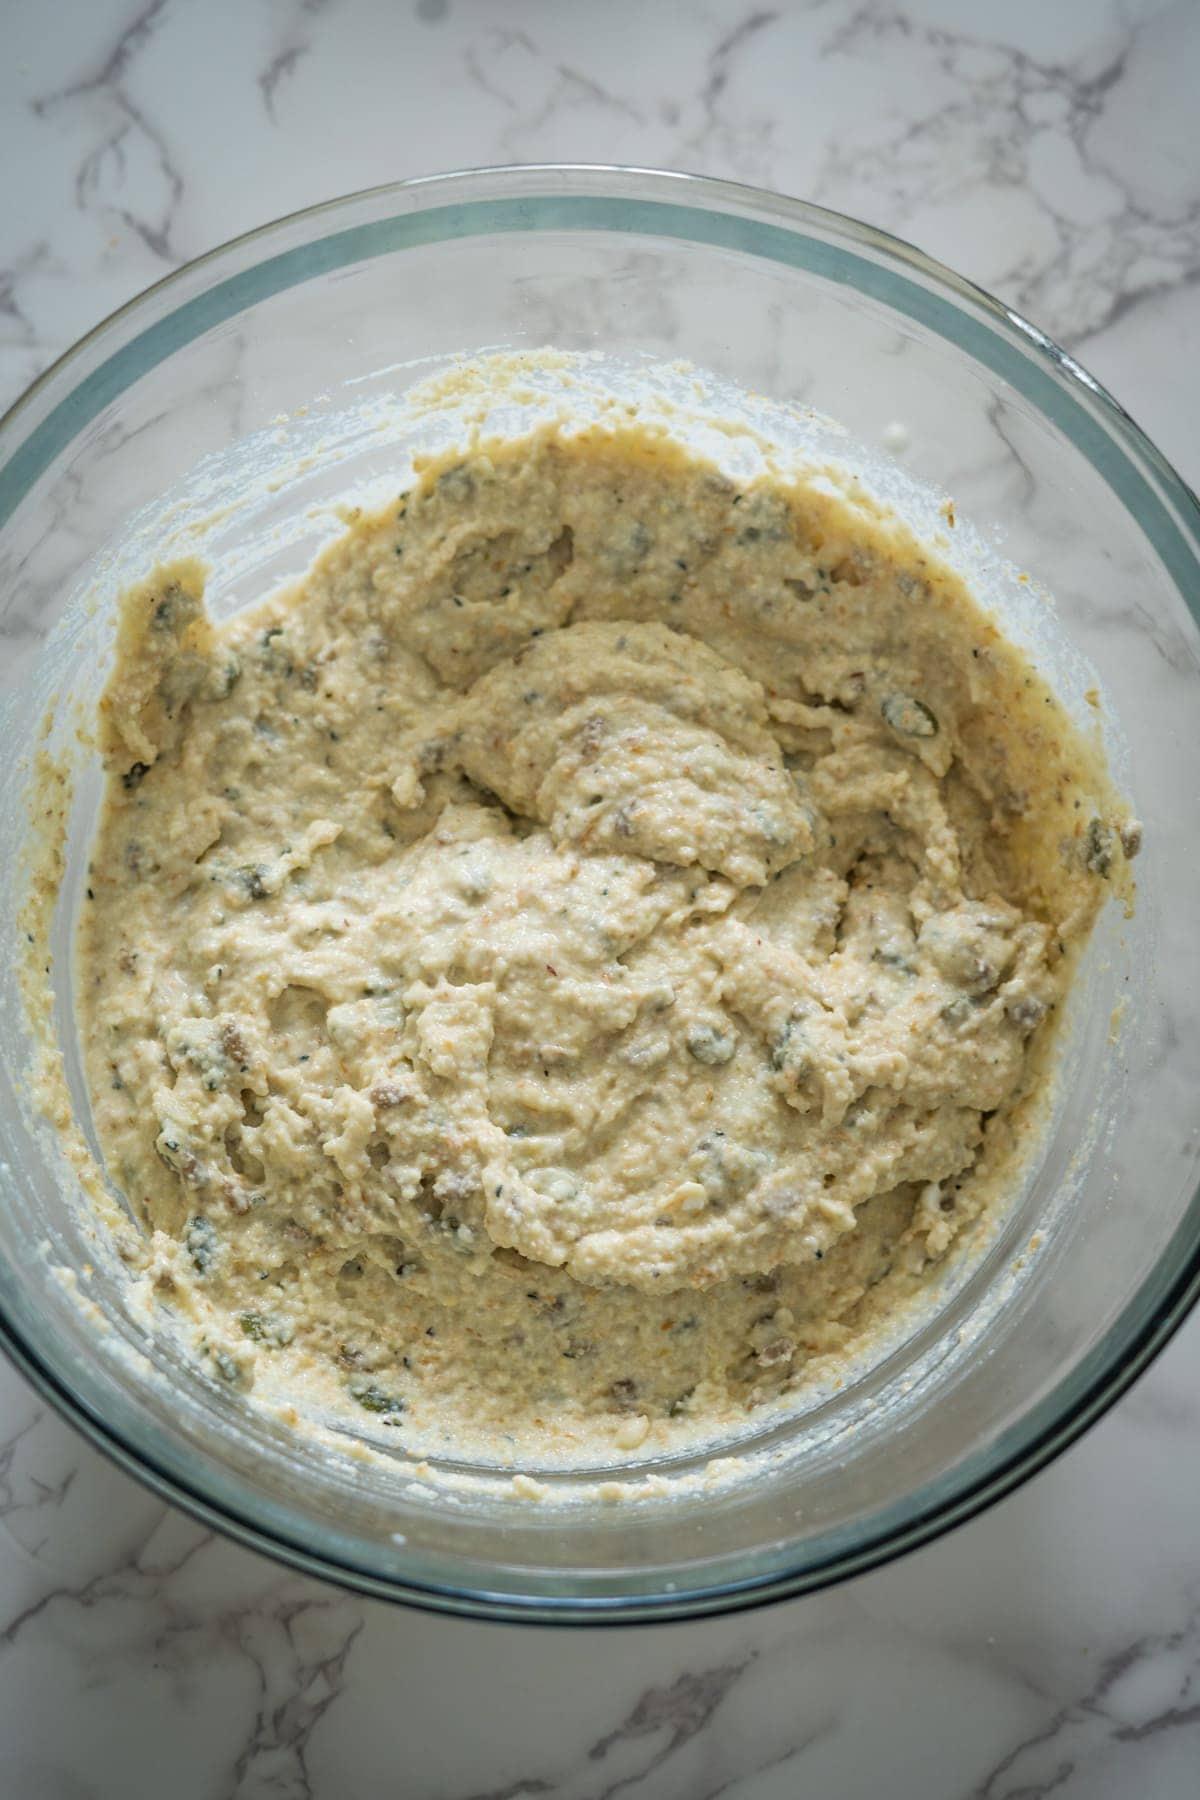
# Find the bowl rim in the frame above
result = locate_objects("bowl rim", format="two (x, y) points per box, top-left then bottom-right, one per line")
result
(3, 161), (1199, 1625)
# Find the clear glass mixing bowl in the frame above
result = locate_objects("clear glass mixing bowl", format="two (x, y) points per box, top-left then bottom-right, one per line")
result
(1, 166), (1198, 1623)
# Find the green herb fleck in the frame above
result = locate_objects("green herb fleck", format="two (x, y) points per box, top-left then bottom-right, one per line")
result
(1084, 816), (1115, 878)
(236, 865), (270, 901)
(186, 1214), (218, 1275)
(352, 1383), (405, 1417)
(881, 693), (939, 738)
(685, 1022), (738, 1067)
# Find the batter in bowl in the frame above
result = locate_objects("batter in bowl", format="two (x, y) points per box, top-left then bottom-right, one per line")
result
(78, 419), (1136, 1469)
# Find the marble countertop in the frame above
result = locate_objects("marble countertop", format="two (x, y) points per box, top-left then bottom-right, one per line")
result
(2, 2), (1198, 1794)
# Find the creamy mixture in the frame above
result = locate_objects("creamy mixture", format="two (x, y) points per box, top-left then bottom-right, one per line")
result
(77, 421), (1134, 1468)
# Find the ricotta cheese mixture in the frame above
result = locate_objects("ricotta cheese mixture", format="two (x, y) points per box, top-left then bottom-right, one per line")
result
(77, 420), (1134, 1468)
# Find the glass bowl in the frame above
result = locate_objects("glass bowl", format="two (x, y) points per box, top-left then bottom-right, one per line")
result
(1, 165), (1198, 1624)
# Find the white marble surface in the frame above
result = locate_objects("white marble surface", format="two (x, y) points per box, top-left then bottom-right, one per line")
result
(2, 1), (1199, 1794)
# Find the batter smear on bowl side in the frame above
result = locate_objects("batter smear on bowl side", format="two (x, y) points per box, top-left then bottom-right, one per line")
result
(78, 420), (1137, 1468)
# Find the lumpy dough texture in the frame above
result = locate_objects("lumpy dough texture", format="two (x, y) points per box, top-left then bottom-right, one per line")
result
(78, 422), (1127, 1465)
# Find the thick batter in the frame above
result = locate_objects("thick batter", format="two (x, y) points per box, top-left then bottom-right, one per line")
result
(78, 421), (1134, 1468)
